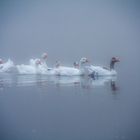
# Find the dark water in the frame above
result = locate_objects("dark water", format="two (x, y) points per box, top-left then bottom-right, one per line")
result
(1, 0), (140, 140)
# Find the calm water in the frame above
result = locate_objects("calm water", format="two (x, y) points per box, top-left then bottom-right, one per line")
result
(0, 68), (140, 140)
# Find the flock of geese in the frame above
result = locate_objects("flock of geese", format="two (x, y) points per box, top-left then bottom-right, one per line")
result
(0, 53), (120, 77)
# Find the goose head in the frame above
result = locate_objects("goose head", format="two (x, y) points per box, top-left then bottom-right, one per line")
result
(41, 53), (48, 60)
(79, 57), (89, 65)
(35, 59), (42, 66)
(111, 57), (120, 62)
(0, 59), (3, 64)
(110, 57), (120, 70)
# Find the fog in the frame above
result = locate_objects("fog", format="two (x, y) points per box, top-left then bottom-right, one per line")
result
(0, 0), (140, 69)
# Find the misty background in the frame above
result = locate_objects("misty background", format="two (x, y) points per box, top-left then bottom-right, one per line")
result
(0, 0), (140, 72)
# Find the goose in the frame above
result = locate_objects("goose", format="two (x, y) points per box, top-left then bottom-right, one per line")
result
(0, 59), (14, 73)
(83, 57), (120, 76)
(16, 52), (49, 74)
(16, 52), (62, 75)
(16, 58), (49, 74)
(50, 57), (90, 76)
(41, 52), (48, 66)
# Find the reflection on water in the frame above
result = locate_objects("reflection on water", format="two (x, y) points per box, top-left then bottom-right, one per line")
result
(0, 73), (118, 91)
(111, 80), (119, 91)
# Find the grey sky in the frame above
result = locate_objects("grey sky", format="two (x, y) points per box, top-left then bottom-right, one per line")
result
(0, 0), (140, 69)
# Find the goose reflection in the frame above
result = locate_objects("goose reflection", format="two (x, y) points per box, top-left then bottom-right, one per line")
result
(0, 74), (118, 90)
(111, 80), (117, 91)
(17, 75), (81, 87)
(0, 73), (13, 89)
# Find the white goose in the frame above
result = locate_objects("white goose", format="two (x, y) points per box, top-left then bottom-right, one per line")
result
(49, 57), (89, 76)
(0, 59), (14, 73)
(82, 57), (120, 76)
(16, 52), (49, 74)
(16, 58), (49, 74)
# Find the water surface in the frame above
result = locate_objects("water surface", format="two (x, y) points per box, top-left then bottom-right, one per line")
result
(0, 71), (140, 140)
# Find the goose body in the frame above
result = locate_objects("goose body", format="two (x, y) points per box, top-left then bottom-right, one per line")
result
(0, 59), (14, 73)
(52, 66), (82, 76)
(81, 57), (120, 76)
(16, 59), (48, 74)
(84, 65), (117, 76)
(16, 60), (82, 76)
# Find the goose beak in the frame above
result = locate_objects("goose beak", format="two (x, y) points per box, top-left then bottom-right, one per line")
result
(116, 58), (120, 62)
